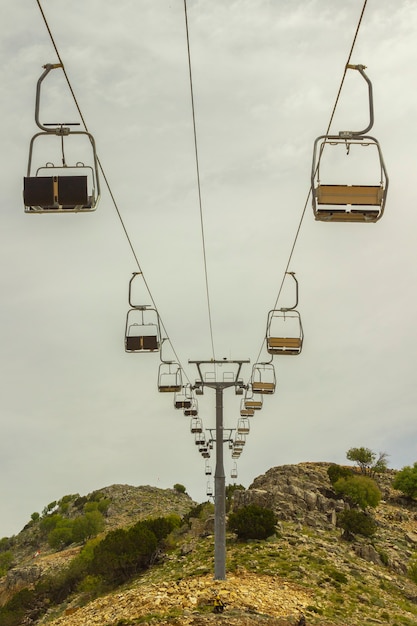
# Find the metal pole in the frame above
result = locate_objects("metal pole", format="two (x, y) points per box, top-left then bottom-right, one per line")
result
(214, 385), (226, 580)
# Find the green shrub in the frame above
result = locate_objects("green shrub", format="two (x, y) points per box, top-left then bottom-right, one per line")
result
(143, 515), (181, 542)
(89, 523), (157, 584)
(72, 510), (104, 543)
(0, 551), (13, 576)
(47, 519), (74, 550)
(334, 475), (381, 510)
(337, 509), (377, 538)
(173, 483), (186, 494)
(393, 463), (417, 499)
(228, 505), (277, 540)
(327, 464), (352, 485)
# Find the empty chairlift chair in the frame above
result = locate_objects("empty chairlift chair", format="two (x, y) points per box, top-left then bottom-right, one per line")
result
(24, 64), (100, 213)
(125, 307), (160, 352)
(237, 417), (250, 435)
(266, 272), (303, 356)
(240, 398), (255, 417)
(251, 362), (276, 395)
(158, 362), (182, 392)
(311, 64), (388, 223)
(190, 417), (203, 434)
(244, 386), (263, 411)
(231, 463), (238, 480)
(174, 384), (193, 409)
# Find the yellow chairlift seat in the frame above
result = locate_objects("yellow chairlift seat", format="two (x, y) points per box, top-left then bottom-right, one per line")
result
(245, 399), (263, 410)
(240, 407), (255, 417)
(315, 184), (383, 223)
(252, 381), (275, 394)
(317, 184), (383, 206)
(267, 336), (302, 355)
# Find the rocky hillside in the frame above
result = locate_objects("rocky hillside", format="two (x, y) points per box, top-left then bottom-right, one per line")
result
(2, 464), (417, 626)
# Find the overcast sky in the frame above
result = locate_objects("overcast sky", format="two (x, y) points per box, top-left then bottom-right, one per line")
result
(1, 0), (417, 538)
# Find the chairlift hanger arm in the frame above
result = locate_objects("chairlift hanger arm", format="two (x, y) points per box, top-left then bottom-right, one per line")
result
(35, 64), (79, 133)
(280, 271), (299, 312)
(340, 64), (374, 138)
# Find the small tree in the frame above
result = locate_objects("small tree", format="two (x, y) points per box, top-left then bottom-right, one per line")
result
(334, 475), (381, 510)
(393, 462), (417, 499)
(346, 447), (388, 477)
(173, 483), (186, 494)
(228, 504), (276, 540)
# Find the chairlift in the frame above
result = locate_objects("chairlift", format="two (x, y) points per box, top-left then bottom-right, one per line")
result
(231, 463), (238, 480)
(267, 272), (303, 356)
(190, 417), (203, 434)
(125, 307), (160, 352)
(251, 362), (276, 395)
(244, 386), (263, 411)
(24, 64), (100, 213)
(174, 384), (193, 409)
(240, 398), (255, 417)
(194, 432), (206, 446)
(232, 449), (241, 459)
(237, 417), (250, 435)
(158, 362), (182, 393)
(206, 481), (213, 497)
(205, 461), (212, 476)
(234, 433), (246, 448)
(184, 398), (198, 417)
(311, 64), (388, 223)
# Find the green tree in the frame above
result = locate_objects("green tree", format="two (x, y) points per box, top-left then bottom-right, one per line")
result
(334, 475), (381, 510)
(72, 510), (104, 543)
(173, 483), (186, 494)
(47, 519), (74, 550)
(346, 447), (388, 477)
(393, 462), (417, 499)
(228, 504), (277, 540)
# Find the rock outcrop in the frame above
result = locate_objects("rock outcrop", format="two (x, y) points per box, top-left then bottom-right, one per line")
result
(232, 462), (346, 529)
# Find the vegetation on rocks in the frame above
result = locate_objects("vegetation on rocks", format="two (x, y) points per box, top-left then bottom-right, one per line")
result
(2, 464), (417, 625)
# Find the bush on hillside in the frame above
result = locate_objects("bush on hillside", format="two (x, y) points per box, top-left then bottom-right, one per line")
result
(228, 504), (277, 540)
(393, 462), (417, 499)
(333, 475), (381, 510)
(327, 464), (352, 485)
(337, 509), (377, 539)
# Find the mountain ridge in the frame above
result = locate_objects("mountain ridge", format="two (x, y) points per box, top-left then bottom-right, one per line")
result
(2, 463), (417, 625)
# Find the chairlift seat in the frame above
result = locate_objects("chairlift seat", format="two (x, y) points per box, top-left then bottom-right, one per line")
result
(240, 408), (255, 417)
(24, 175), (90, 211)
(252, 381), (275, 394)
(316, 184), (383, 206)
(267, 336), (302, 355)
(125, 334), (159, 352)
(175, 401), (192, 409)
(244, 400), (262, 410)
(158, 383), (181, 393)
